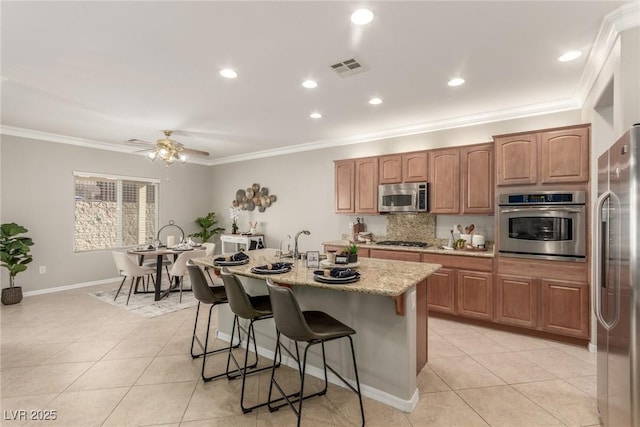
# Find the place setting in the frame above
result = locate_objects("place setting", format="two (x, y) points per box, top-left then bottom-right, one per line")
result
(313, 267), (360, 284)
(213, 251), (251, 266)
(250, 261), (293, 275)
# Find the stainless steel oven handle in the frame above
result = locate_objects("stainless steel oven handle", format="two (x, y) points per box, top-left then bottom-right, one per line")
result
(594, 190), (613, 330)
(499, 207), (584, 214)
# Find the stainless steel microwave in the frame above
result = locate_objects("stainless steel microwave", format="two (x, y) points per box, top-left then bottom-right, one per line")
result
(378, 182), (428, 213)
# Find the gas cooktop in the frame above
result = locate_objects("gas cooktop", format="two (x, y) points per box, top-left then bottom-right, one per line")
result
(375, 240), (431, 248)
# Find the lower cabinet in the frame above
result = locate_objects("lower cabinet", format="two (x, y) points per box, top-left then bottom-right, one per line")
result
(426, 268), (456, 314)
(541, 279), (589, 339)
(495, 274), (537, 328)
(456, 270), (493, 321)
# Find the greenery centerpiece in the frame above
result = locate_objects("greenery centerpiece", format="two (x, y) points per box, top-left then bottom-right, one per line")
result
(0, 222), (34, 305)
(229, 207), (240, 234)
(342, 244), (359, 263)
(189, 212), (225, 243)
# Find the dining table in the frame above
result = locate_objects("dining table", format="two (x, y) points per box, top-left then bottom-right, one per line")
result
(127, 246), (200, 301)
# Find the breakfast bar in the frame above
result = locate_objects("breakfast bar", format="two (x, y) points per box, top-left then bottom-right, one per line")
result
(195, 249), (441, 412)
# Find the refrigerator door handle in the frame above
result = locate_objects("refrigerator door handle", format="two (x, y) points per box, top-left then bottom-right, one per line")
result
(595, 190), (617, 330)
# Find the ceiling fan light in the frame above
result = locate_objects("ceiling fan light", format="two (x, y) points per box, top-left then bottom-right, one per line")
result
(179, 154), (187, 163)
(159, 148), (167, 156)
(148, 151), (157, 160)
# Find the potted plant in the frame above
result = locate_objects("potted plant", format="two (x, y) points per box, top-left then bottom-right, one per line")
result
(189, 212), (225, 243)
(0, 222), (34, 305)
(342, 244), (359, 263)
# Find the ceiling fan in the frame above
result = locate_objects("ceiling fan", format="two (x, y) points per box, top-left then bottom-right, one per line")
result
(126, 130), (210, 165)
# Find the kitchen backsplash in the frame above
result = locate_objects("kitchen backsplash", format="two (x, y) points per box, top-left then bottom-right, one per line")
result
(386, 213), (436, 243)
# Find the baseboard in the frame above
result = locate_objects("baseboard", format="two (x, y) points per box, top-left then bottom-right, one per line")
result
(217, 331), (419, 413)
(23, 277), (121, 297)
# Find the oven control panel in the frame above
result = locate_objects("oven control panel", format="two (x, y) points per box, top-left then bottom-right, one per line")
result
(499, 191), (585, 205)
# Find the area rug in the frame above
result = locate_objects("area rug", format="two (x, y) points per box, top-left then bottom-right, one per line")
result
(89, 278), (198, 318)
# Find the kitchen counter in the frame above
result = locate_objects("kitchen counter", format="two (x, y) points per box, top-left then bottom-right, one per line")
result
(323, 239), (495, 258)
(196, 248), (440, 297)
(193, 248), (440, 413)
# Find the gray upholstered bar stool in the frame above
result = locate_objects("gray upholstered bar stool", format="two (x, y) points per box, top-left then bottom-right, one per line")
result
(265, 278), (365, 427)
(220, 267), (283, 413)
(187, 262), (240, 382)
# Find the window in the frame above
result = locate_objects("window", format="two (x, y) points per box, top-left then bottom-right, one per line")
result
(73, 172), (159, 252)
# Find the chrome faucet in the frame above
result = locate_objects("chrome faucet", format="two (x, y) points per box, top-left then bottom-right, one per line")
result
(293, 230), (310, 260)
(279, 235), (291, 259)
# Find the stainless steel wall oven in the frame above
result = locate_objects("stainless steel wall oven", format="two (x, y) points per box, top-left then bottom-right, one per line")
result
(498, 191), (586, 262)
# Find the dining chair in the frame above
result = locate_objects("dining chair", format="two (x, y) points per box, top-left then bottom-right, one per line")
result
(112, 251), (156, 305)
(169, 249), (206, 302)
(265, 278), (365, 427)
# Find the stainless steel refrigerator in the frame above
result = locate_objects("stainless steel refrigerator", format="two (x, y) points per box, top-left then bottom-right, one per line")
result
(596, 124), (640, 427)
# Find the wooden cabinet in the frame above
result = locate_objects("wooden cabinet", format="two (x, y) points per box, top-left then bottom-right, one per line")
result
(541, 279), (589, 338)
(429, 148), (460, 213)
(426, 268), (456, 314)
(378, 151), (428, 184)
(541, 127), (589, 184)
(495, 274), (537, 328)
(461, 143), (494, 214)
(369, 249), (421, 262)
(355, 157), (378, 214)
(334, 157), (378, 214)
(495, 124), (590, 186)
(403, 151), (429, 182)
(334, 160), (355, 213)
(457, 270), (493, 321)
(378, 154), (402, 184)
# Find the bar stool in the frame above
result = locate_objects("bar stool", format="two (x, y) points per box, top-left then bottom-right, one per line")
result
(265, 278), (365, 427)
(220, 268), (284, 413)
(187, 262), (240, 382)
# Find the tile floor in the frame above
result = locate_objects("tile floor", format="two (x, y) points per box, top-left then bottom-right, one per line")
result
(1, 281), (600, 426)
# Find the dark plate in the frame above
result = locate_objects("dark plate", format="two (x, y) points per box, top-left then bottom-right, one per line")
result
(251, 266), (291, 275)
(313, 274), (360, 284)
(133, 248), (155, 252)
(214, 258), (250, 266)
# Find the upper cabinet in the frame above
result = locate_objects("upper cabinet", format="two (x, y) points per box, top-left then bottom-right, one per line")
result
(378, 151), (428, 184)
(355, 157), (379, 214)
(540, 127), (589, 184)
(334, 159), (355, 213)
(461, 143), (494, 214)
(495, 124), (590, 186)
(429, 148), (460, 214)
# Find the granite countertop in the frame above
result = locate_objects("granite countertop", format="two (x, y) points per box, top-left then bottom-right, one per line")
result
(194, 248), (441, 297)
(322, 240), (495, 258)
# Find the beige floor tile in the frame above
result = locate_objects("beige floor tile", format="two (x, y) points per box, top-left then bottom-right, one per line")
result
(182, 377), (257, 421)
(416, 365), (451, 393)
(473, 352), (557, 384)
(1, 362), (93, 398)
(517, 348), (596, 378)
(182, 416), (256, 427)
(0, 342), (69, 369)
(428, 356), (505, 390)
(564, 375), (597, 398)
(428, 317), (477, 334)
(101, 336), (167, 360)
(428, 333), (465, 359)
(474, 328), (564, 351)
(67, 357), (153, 391)
(24, 387), (128, 427)
(42, 340), (120, 364)
(136, 354), (202, 385)
(0, 394), (59, 427)
(102, 381), (196, 426)
(458, 385), (564, 426)
(324, 384), (408, 427)
(556, 343), (597, 364)
(407, 390), (489, 426)
(514, 379), (600, 426)
(442, 332), (510, 356)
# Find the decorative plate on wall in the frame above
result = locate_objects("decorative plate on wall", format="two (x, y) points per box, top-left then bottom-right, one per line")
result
(232, 184), (277, 212)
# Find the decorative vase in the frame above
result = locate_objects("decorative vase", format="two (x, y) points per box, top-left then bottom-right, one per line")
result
(1, 287), (23, 305)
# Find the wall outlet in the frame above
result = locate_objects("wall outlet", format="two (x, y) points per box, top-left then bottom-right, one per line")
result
(39, 266), (46, 274)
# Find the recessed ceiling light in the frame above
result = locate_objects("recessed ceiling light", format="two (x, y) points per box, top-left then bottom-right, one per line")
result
(302, 80), (318, 89)
(558, 51), (582, 62)
(369, 97), (383, 105)
(310, 112), (322, 119)
(219, 68), (238, 79)
(448, 78), (465, 87)
(351, 8), (374, 25)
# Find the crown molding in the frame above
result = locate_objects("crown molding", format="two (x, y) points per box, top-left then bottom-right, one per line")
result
(574, 2), (640, 105)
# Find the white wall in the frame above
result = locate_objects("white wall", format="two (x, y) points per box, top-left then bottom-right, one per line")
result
(0, 135), (214, 292)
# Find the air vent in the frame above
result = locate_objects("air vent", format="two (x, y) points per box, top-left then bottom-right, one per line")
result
(330, 57), (369, 77)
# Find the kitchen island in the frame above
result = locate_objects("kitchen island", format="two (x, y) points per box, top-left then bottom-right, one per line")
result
(195, 248), (441, 412)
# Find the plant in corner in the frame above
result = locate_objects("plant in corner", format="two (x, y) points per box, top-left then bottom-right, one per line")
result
(189, 212), (225, 243)
(342, 244), (359, 263)
(0, 222), (34, 305)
